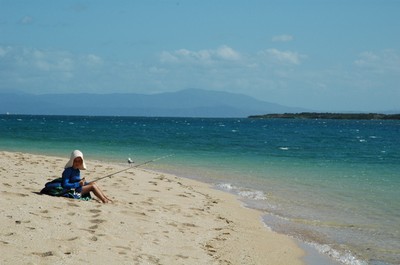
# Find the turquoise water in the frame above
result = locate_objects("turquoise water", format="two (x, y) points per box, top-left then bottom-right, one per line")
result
(1, 115), (399, 265)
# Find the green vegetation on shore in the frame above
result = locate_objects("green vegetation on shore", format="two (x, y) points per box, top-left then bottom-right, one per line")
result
(248, 112), (400, 120)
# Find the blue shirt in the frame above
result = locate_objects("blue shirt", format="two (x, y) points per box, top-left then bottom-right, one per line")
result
(62, 167), (82, 190)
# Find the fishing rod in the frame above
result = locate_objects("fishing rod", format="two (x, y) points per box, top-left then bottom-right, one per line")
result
(89, 154), (173, 183)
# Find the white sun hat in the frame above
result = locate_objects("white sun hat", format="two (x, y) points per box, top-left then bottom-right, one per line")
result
(64, 150), (87, 170)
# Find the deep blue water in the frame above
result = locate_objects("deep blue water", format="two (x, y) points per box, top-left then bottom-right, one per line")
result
(1, 115), (399, 265)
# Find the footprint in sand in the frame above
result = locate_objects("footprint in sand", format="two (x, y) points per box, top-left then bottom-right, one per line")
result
(135, 254), (160, 264)
(32, 251), (54, 257)
(148, 181), (158, 186)
(176, 254), (189, 260)
(204, 244), (217, 255)
(67, 202), (80, 207)
(89, 209), (102, 218)
(134, 211), (147, 217)
(1, 232), (15, 245)
(115, 245), (131, 255)
(155, 175), (166, 181)
(90, 219), (106, 224)
(182, 223), (197, 228)
(3, 191), (29, 197)
(190, 207), (206, 213)
(217, 216), (233, 224)
(141, 198), (154, 206)
(167, 222), (178, 227)
(15, 220), (30, 225)
(89, 224), (98, 230)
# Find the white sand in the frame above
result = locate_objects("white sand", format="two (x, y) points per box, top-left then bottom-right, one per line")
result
(0, 151), (305, 265)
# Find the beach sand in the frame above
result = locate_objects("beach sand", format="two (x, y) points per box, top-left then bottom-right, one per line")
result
(0, 151), (305, 265)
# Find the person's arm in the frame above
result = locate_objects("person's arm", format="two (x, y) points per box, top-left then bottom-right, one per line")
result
(61, 168), (81, 189)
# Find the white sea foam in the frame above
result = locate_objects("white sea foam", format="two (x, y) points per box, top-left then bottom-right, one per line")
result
(216, 183), (235, 191)
(307, 242), (368, 265)
(216, 183), (267, 201)
(238, 190), (266, 200)
(279, 147), (289, 150)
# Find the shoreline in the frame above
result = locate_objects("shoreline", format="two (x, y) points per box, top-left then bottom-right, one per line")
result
(2, 114), (397, 265)
(1, 150), (305, 265)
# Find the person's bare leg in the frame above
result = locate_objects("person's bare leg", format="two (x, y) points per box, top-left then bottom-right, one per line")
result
(81, 182), (112, 203)
(91, 182), (112, 202)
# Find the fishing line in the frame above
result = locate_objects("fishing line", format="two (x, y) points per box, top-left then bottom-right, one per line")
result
(89, 154), (173, 183)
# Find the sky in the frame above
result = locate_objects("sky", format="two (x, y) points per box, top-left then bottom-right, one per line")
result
(0, 0), (399, 112)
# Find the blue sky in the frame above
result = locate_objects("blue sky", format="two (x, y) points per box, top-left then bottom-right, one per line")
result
(1, 0), (399, 112)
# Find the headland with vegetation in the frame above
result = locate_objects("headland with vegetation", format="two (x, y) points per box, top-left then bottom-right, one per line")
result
(248, 112), (400, 120)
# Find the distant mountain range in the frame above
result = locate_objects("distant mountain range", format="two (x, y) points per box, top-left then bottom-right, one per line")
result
(0, 89), (305, 117)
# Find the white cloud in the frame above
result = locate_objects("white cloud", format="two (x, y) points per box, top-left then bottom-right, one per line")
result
(19, 16), (33, 25)
(160, 45), (240, 64)
(0, 46), (11, 57)
(261, 48), (306, 65)
(4, 44), (396, 112)
(354, 51), (379, 67)
(216, 45), (241, 60)
(0, 46), (111, 93)
(85, 54), (103, 66)
(3, 47), (105, 74)
(149, 66), (168, 74)
(272, 34), (293, 42)
(28, 49), (75, 72)
(354, 50), (400, 73)
(70, 3), (89, 12)
(159, 51), (179, 63)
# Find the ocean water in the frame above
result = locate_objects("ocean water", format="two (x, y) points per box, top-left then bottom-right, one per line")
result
(1, 115), (399, 265)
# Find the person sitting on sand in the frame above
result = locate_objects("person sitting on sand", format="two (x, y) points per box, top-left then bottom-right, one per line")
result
(62, 150), (112, 203)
